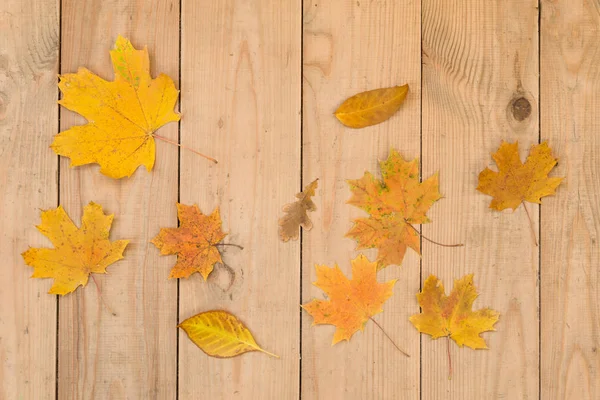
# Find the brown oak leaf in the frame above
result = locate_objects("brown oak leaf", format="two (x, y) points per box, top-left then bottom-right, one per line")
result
(278, 179), (318, 242)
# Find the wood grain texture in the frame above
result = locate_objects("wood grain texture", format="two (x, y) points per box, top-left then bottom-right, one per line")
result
(58, 1), (179, 398)
(421, 0), (540, 398)
(541, 0), (600, 398)
(178, 0), (300, 398)
(0, 1), (59, 398)
(302, 0), (421, 398)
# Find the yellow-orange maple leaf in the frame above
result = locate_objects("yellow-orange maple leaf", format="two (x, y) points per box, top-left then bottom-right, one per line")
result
(346, 149), (442, 269)
(302, 254), (396, 344)
(151, 203), (227, 280)
(51, 35), (180, 179)
(22, 202), (129, 295)
(477, 141), (563, 210)
(278, 178), (318, 242)
(410, 274), (499, 349)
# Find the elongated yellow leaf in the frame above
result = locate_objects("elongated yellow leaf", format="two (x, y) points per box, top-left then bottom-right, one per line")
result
(334, 84), (409, 128)
(179, 310), (278, 358)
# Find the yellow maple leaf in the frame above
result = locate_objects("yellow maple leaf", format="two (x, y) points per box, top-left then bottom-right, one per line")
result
(410, 274), (499, 349)
(22, 202), (129, 295)
(51, 35), (180, 179)
(477, 141), (563, 211)
(302, 254), (396, 344)
(179, 310), (278, 358)
(278, 178), (318, 242)
(346, 149), (445, 269)
(334, 85), (409, 128)
(151, 203), (227, 280)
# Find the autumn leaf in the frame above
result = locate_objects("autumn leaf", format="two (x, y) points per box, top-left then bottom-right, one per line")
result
(477, 141), (563, 210)
(477, 141), (563, 245)
(346, 149), (460, 269)
(51, 36), (215, 179)
(22, 202), (129, 295)
(151, 203), (228, 280)
(278, 178), (318, 242)
(334, 84), (409, 128)
(410, 274), (499, 349)
(179, 310), (278, 358)
(302, 254), (401, 348)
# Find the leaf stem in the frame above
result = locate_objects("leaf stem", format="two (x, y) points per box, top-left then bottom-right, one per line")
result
(369, 317), (410, 357)
(446, 336), (453, 380)
(91, 275), (117, 316)
(152, 133), (218, 164)
(215, 243), (244, 250)
(255, 346), (280, 359)
(406, 223), (464, 248)
(521, 201), (538, 247)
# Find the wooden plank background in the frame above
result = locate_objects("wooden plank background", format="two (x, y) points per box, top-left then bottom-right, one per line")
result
(0, 0), (598, 399)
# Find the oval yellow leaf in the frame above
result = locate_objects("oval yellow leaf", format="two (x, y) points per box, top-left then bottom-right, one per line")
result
(334, 84), (409, 128)
(179, 310), (278, 358)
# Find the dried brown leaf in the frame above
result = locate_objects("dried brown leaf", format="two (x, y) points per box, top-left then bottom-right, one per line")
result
(278, 179), (318, 242)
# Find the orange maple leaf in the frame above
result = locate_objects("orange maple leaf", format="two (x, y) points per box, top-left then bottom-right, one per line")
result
(410, 274), (499, 349)
(22, 202), (129, 295)
(477, 141), (563, 211)
(346, 149), (443, 269)
(151, 203), (227, 280)
(302, 254), (396, 344)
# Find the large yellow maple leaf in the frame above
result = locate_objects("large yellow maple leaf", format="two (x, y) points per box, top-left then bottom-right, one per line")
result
(346, 149), (442, 269)
(151, 203), (227, 280)
(410, 274), (499, 349)
(51, 35), (180, 179)
(302, 254), (396, 344)
(22, 202), (129, 295)
(477, 141), (563, 211)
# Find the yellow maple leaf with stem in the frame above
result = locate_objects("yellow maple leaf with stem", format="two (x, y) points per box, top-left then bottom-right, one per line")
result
(52, 35), (216, 179)
(477, 141), (563, 246)
(410, 274), (500, 379)
(22, 202), (129, 296)
(346, 149), (463, 270)
(302, 254), (409, 356)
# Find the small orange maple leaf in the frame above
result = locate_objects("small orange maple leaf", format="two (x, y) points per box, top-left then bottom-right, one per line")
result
(22, 202), (129, 295)
(477, 141), (563, 211)
(302, 254), (396, 345)
(151, 203), (227, 280)
(346, 149), (459, 269)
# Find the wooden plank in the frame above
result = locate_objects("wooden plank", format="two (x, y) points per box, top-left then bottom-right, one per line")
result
(58, 1), (179, 398)
(178, 0), (300, 398)
(540, 1), (600, 398)
(0, 1), (59, 398)
(421, 1), (540, 398)
(301, 0), (421, 398)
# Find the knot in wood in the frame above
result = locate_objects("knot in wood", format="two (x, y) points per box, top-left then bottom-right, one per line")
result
(510, 96), (531, 121)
